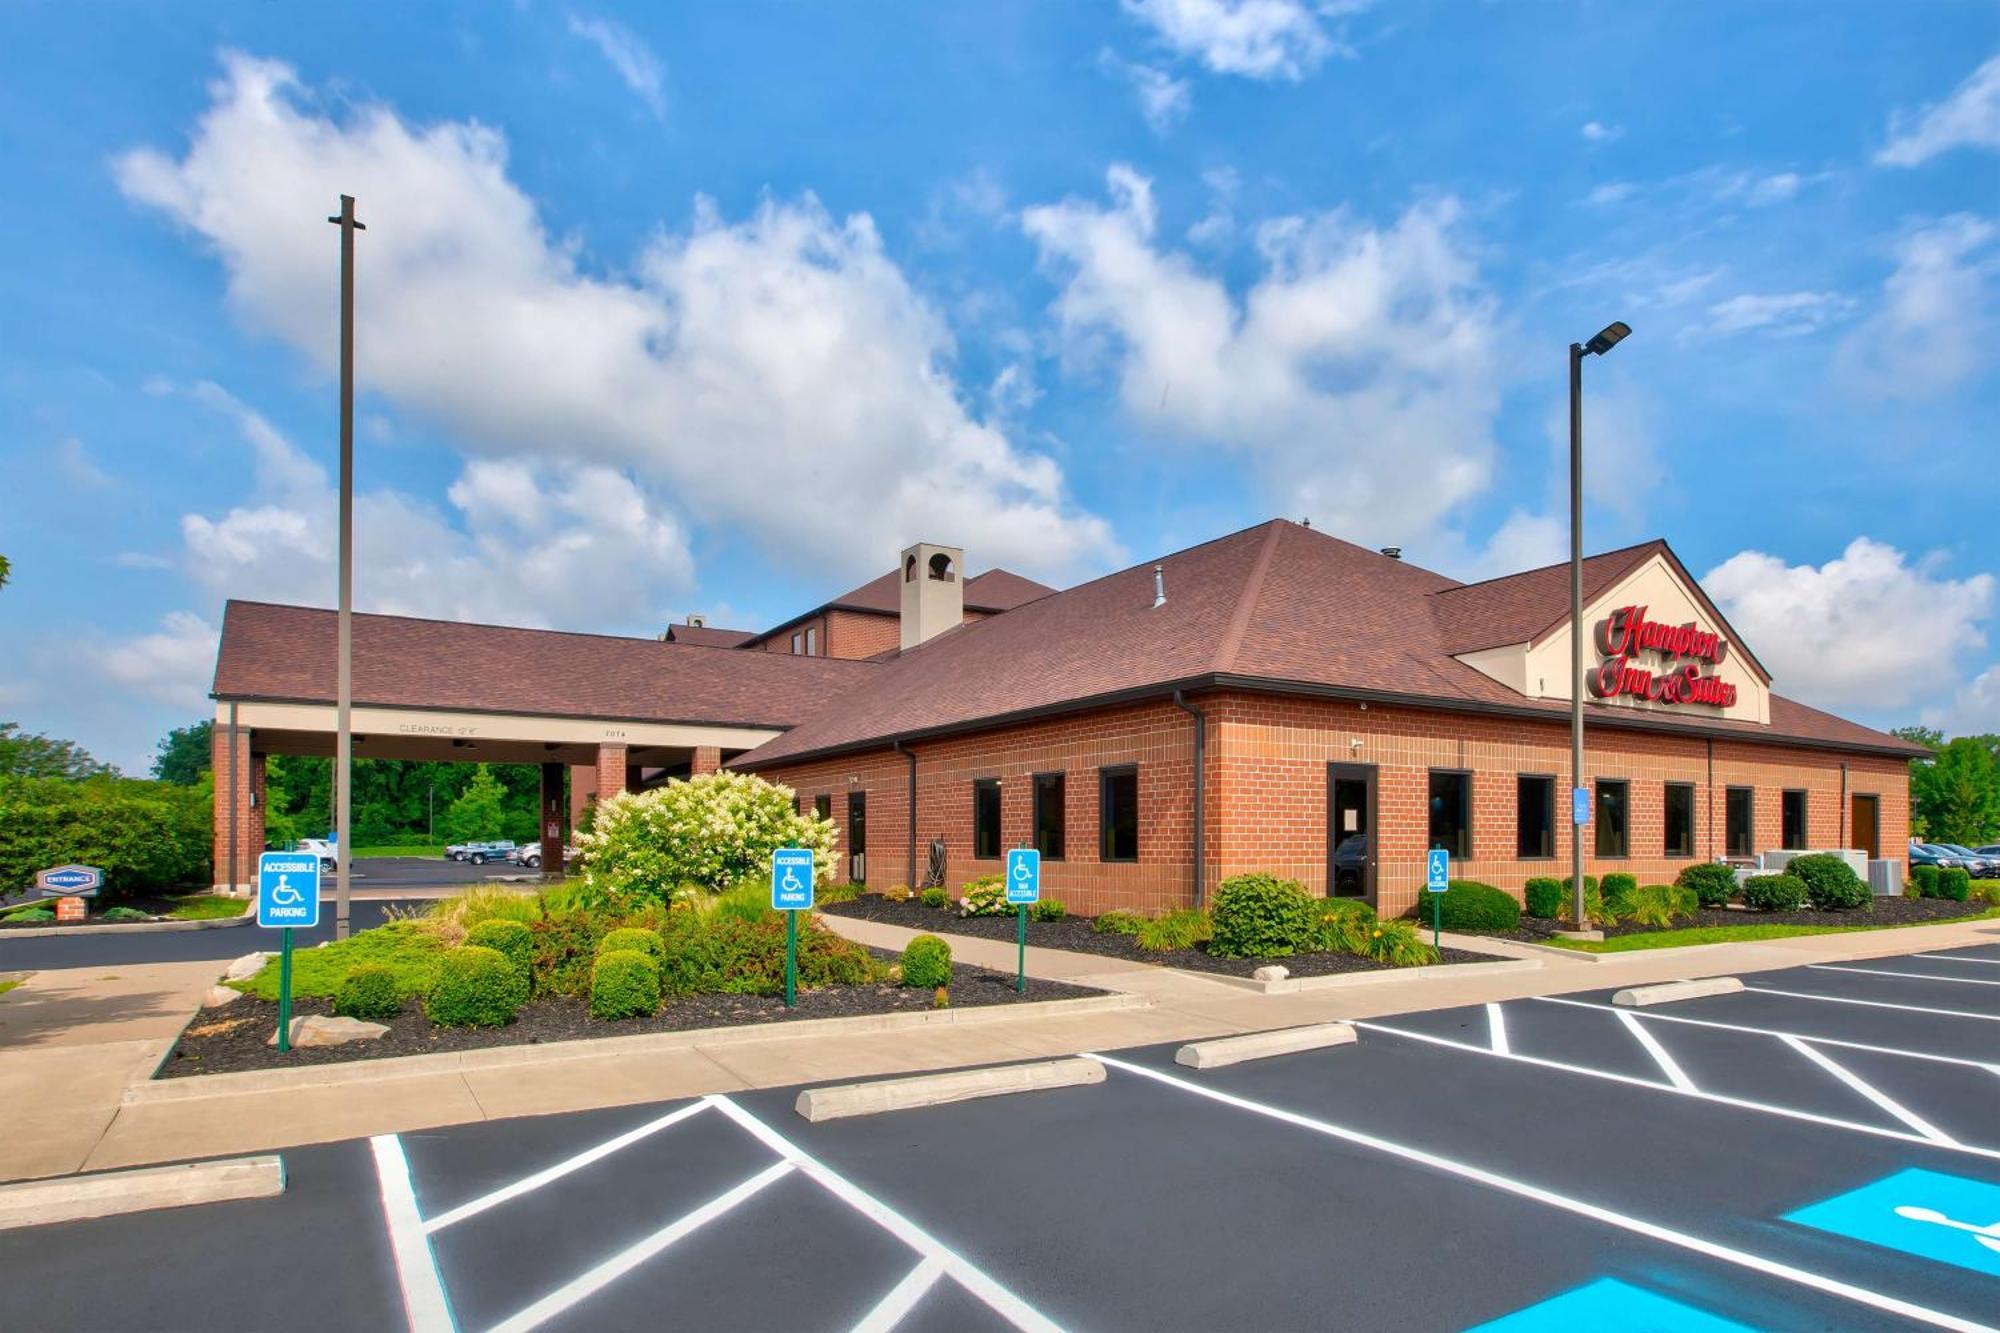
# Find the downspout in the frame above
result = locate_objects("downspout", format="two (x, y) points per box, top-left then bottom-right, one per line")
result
(1840, 763), (1849, 848)
(227, 701), (239, 895)
(1705, 738), (1715, 861)
(894, 740), (917, 890)
(1173, 690), (1207, 908)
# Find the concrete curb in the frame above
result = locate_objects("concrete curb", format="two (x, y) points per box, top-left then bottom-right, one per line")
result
(125, 990), (1150, 1104)
(1191, 955), (1543, 995)
(1612, 977), (1744, 1007)
(0, 1155), (284, 1230)
(0, 908), (254, 940)
(1175, 1022), (1357, 1070)
(794, 1056), (1105, 1122)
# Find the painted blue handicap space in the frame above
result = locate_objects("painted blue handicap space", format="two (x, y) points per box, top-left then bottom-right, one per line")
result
(1787, 1167), (2000, 1279)
(1468, 1277), (1751, 1331)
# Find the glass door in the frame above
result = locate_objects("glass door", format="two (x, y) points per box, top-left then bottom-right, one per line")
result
(1327, 762), (1377, 902)
(847, 790), (868, 884)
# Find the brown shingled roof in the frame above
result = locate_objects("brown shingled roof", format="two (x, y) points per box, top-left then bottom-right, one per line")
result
(733, 520), (1922, 767)
(212, 602), (873, 728)
(662, 622), (756, 649)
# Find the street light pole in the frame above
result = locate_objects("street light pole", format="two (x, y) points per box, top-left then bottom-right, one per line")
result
(328, 195), (365, 940)
(1569, 320), (1630, 930)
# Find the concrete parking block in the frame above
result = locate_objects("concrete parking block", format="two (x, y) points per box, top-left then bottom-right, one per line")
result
(0, 1154), (282, 1230)
(1174, 1021), (1358, 1069)
(1611, 976), (1745, 1007)
(794, 1055), (1105, 1121)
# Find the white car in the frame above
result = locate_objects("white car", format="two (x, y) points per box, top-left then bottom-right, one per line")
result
(294, 839), (338, 871)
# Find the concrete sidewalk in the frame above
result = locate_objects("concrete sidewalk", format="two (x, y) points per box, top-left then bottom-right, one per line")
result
(2, 912), (1993, 1183)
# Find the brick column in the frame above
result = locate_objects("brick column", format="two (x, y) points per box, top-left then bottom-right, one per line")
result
(691, 745), (722, 777)
(570, 764), (596, 832)
(596, 743), (629, 803)
(211, 721), (266, 895)
(539, 761), (566, 877)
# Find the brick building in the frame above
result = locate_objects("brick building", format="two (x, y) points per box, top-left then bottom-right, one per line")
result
(209, 521), (1918, 914)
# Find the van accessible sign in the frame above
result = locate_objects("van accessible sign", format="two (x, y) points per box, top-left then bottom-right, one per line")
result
(32, 864), (103, 900)
(1588, 605), (1737, 710)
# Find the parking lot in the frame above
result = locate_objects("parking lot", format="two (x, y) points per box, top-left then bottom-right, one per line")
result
(3, 938), (1996, 1332)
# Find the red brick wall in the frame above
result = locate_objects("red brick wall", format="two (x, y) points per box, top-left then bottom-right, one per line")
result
(211, 724), (266, 891)
(825, 609), (901, 660)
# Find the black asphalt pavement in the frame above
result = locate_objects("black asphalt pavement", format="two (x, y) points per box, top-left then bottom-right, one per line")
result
(0, 898), (422, 970)
(3, 939), (1997, 1331)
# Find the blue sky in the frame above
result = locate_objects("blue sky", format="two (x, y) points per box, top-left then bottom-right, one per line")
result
(1, 0), (1996, 772)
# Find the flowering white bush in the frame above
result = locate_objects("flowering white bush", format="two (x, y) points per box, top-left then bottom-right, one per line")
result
(573, 772), (838, 901)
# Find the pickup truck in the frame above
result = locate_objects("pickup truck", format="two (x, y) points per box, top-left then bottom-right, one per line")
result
(295, 839), (338, 871)
(454, 840), (516, 866)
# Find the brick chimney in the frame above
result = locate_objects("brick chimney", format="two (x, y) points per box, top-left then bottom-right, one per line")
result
(899, 541), (964, 650)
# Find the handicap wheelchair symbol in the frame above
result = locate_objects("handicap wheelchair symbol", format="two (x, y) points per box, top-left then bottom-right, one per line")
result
(1788, 1167), (2000, 1277)
(1895, 1205), (2000, 1254)
(268, 875), (304, 907)
(780, 866), (804, 895)
(1011, 859), (1033, 886)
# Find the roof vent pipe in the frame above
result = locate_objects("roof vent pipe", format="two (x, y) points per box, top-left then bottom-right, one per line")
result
(1153, 563), (1166, 608)
(1380, 547), (1402, 560)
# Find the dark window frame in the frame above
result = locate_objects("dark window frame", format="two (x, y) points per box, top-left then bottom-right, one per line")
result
(1031, 771), (1066, 861)
(1726, 786), (1755, 859)
(812, 794), (831, 822)
(1427, 768), (1473, 861)
(1781, 789), (1808, 851)
(1099, 765), (1139, 863)
(1516, 773), (1556, 860)
(1664, 782), (1696, 859)
(1595, 778), (1630, 859)
(971, 778), (1002, 860)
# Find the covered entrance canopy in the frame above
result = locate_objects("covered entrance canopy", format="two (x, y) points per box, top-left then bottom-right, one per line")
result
(208, 601), (876, 891)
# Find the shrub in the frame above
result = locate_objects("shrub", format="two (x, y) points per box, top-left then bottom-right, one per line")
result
(572, 771), (837, 900)
(466, 919), (534, 982)
(5, 907), (53, 922)
(1560, 875), (1609, 926)
(1134, 909), (1211, 953)
(1908, 864), (1940, 898)
(0, 774), (211, 898)
(1975, 880), (2000, 907)
(1357, 919), (1439, 968)
(654, 914), (881, 998)
(959, 875), (1008, 917)
(233, 922), (446, 1000)
(818, 880), (862, 905)
(1093, 910), (1144, 936)
(880, 884), (913, 903)
(100, 906), (151, 923)
(1742, 873), (1807, 912)
(598, 926), (665, 963)
(1305, 899), (1376, 953)
(424, 946), (528, 1027)
(1523, 877), (1564, 920)
(1790, 854), (1870, 911)
(1032, 898), (1067, 922)
(529, 909), (612, 997)
(1599, 873), (1639, 913)
(708, 883), (780, 926)
(424, 887), (541, 944)
(1676, 862), (1739, 909)
(919, 887), (950, 909)
(932, 985), (950, 1009)
(900, 934), (952, 989)
(1622, 884), (1698, 928)
(1934, 867), (1972, 903)
(1209, 873), (1315, 958)
(334, 963), (402, 1022)
(1413, 880), (1520, 933)
(590, 949), (661, 1019)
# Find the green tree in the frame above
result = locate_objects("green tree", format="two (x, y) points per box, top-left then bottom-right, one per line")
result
(441, 764), (508, 842)
(150, 720), (213, 785)
(1910, 736), (2000, 845)
(0, 722), (117, 780)
(0, 554), (10, 590)
(1891, 725), (1943, 752)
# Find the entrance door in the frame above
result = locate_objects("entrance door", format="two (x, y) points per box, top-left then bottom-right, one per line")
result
(1851, 793), (1880, 859)
(847, 791), (868, 884)
(1327, 763), (1377, 902)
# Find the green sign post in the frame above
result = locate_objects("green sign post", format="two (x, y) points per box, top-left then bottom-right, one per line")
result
(276, 928), (296, 1051)
(771, 847), (815, 1008)
(1005, 847), (1040, 995)
(257, 850), (320, 1052)
(1425, 849), (1450, 952)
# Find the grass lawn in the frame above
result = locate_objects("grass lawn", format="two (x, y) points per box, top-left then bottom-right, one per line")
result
(230, 922), (447, 1000)
(349, 844), (449, 858)
(1551, 905), (2000, 952)
(166, 894), (251, 921)
(0, 978), (21, 999)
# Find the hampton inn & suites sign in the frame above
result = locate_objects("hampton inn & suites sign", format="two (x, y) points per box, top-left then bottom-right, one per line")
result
(1587, 605), (1738, 709)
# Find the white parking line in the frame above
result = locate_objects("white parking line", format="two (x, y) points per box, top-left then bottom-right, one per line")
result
(370, 1135), (457, 1333)
(1351, 1019), (2000, 1162)
(851, 1257), (946, 1333)
(1087, 1054), (1995, 1333)
(1614, 1008), (1697, 1092)
(1809, 963), (2000, 987)
(1916, 952), (2000, 967)
(1534, 997), (2000, 1075)
(1744, 985), (2000, 1023)
(1779, 1037), (1960, 1146)
(487, 1161), (794, 1333)
(1486, 1002), (1510, 1055)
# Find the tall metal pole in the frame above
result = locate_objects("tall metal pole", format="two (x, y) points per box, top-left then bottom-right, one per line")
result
(329, 196), (364, 939)
(1569, 341), (1587, 930)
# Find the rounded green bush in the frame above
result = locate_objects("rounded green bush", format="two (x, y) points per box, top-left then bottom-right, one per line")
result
(424, 945), (528, 1028)
(900, 934), (952, 989)
(1413, 880), (1520, 933)
(598, 926), (665, 963)
(1092, 910), (1144, 936)
(1306, 898), (1377, 953)
(1676, 862), (1739, 909)
(334, 963), (403, 1022)
(1934, 866), (1972, 903)
(1133, 909), (1211, 953)
(466, 919), (534, 981)
(1209, 874), (1316, 958)
(919, 887), (949, 909)
(1523, 877), (1564, 920)
(100, 906), (151, 923)
(1908, 864), (1940, 898)
(1742, 873), (1807, 912)
(1031, 898), (1067, 922)
(1599, 873), (1639, 913)
(1789, 854), (1869, 911)
(590, 949), (662, 1020)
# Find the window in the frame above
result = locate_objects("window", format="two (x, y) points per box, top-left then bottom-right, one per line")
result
(1099, 766), (1138, 862)
(1595, 779), (1629, 857)
(972, 779), (1001, 859)
(1782, 790), (1808, 850)
(789, 631), (803, 655)
(1516, 775), (1555, 859)
(812, 794), (831, 822)
(1428, 770), (1471, 860)
(1726, 787), (1754, 858)
(1032, 772), (1066, 860)
(1665, 783), (1696, 858)
(804, 626), (818, 656)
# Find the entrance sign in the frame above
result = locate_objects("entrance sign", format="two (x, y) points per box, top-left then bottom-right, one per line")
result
(34, 864), (103, 900)
(1573, 787), (1592, 827)
(771, 848), (815, 911)
(258, 852), (321, 929)
(1005, 848), (1041, 905)
(1425, 850), (1450, 893)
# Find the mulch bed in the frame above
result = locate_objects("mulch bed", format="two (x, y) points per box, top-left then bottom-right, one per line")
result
(1492, 892), (1993, 942)
(158, 952), (1103, 1079)
(819, 895), (1499, 978)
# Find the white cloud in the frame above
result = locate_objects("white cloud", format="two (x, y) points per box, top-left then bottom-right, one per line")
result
(1186, 166), (1240, 247)
(1580, 121), (1624, 144)
(1120, 0), (1353, 81)
(1745, 171), (1802, 205)
(1690, 290), (1854, 339)
(115, 53), (1116, 588)
(1468, 511), (1566, 579)
(1583, 182), (1635, 207)
(1023, 165), (1500, 549)
(1938, 664), (2000, 734)
(566, 13), (667, 120)
(1876, 52), (2000, 166)
(56, 437), (112, 489)
(1836, 214), (1997, 399)
(1705, 538), (1993, 711)
(91, 611), (217, 710)
(1100, 49), (1192, 133)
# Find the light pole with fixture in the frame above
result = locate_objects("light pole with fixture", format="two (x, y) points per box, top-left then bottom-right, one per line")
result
(1569, 320), (1630, 930)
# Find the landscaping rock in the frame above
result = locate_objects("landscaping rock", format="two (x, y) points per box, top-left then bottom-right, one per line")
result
(1252, 965), (1290, 983)
(201, 986), (242, 1009)
(222, 952), (273, 982)
(267, 1015), (389, 1048)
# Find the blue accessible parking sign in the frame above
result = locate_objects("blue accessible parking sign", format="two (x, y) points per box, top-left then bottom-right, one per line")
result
(1005, 848), (1041, 905)
(771, 848), (815, 911)
(1426, 849), (1450, 892)
(257, 851), (320, 929)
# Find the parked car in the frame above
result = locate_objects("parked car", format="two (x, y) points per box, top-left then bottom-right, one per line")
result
(1930, 843), (1998, 878)
(294, 838), (338, 871)
(463, 840), (515, 866)
(509, 842), (575, 869)
(1910, 841), (1954, 869)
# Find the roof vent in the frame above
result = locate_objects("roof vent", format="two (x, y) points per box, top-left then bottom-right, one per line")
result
(1153, 563), (1166, 608)
(687, 614), (707, 628)
(1379, 546), (1402, 561)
